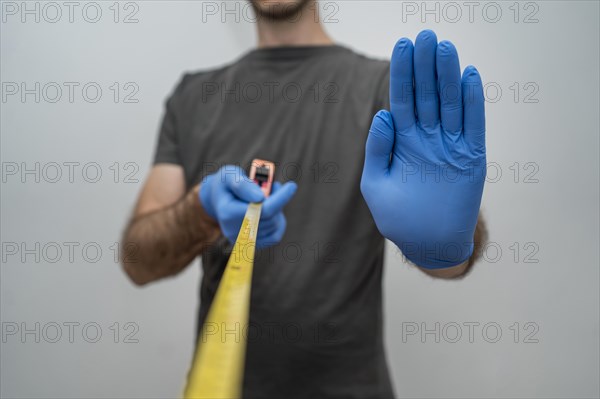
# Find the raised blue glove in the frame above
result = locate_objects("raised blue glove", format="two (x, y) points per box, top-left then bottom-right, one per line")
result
(200, 165), (297, 248)
(361, 30), (486, 269)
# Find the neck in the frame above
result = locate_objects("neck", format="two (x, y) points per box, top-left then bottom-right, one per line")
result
(256, 3), (333, 48)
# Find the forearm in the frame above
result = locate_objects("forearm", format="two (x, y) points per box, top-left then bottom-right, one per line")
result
(417, 215), (488, 279)
(121, 185), (220, 285)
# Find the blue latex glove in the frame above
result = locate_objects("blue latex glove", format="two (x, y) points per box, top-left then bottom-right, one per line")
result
(200, 165), (297, 248)
(361, 30), (486, 269)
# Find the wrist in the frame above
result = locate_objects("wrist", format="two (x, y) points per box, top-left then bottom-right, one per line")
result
(418, 260), (470, 279)
(399, 240), (474, 270)
(198, 177), (217, 220)
(187, 185), (220, 244)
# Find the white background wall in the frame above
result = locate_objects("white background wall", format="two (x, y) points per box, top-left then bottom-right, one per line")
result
(1, 1), (599, 398)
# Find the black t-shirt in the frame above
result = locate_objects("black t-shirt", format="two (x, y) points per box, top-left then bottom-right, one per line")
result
(154, 45), (393, 398)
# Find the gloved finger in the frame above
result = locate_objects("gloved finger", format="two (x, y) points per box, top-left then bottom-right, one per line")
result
(221, 218), (243, 244)
(258, 206), (283, 236)
(362, 110), (394, 181)
(390, 38), (415, 132)
(261, 181), (298, 219)
(258, 223), (278, 239)
(215, 198), (247, 225)
(222, 165), (265, 203)
(256, 216), (287, 249)
(259, 209), (280, 226)
(270, 181), (282, 193)
(262, 181), (282, 204)
(414, 30), (439, 129)
(437, 40), (463, 135)
(257, 214), (282, 239)
(258, 201), (282, 230)
(462, 65), (486, 154)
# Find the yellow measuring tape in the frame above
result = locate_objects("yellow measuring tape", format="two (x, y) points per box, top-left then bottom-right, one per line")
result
(184, 202), (262, 399)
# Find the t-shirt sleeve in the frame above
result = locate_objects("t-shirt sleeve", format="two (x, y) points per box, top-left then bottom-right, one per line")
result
(153, 75), (189, 166)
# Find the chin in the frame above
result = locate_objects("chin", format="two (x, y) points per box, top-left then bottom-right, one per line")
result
(249, 0), (312, 20)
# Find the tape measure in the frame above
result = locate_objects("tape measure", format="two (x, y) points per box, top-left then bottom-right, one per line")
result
(184, 160), (275, 399)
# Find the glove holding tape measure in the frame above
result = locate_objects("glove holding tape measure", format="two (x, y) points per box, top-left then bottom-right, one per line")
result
(361, 30), (486, 269)
(187, 160), (284, 399)
(200, 165), (297, 248)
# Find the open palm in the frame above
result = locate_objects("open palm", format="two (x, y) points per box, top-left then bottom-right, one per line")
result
(361, 30), (486, 269)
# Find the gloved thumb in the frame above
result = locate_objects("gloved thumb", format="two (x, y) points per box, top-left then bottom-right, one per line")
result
(363, 110), (394, 180)
(261, 181), (298, 219)
(223, 166), (265, 203)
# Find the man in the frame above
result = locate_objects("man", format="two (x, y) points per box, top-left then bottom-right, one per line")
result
(121, 0), (488, 397)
